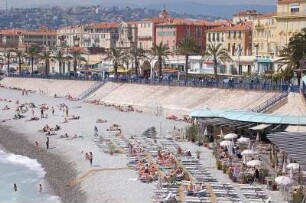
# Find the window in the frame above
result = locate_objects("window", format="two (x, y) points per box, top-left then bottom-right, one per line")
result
(216, 33), (220, 41)
(228, 43), (230, 52)
(208, 33), (211, 41)
(212, 33), (215, 41)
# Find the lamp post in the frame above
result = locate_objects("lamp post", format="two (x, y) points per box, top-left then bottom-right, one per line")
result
(236, 44), (242, 75)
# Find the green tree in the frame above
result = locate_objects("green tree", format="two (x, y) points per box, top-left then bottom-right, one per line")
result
(105, 48), (123, 77)
(151, 42), (171, 78)
(26, 47), (39, 74)
(202, 43), (232, 77)
(14, 50), (24, 74)
(121, 50), (131, 70)
(40, 50), (52, 76)
(176, 38), (201, 81)
(278, 28), (306, 85)
(69, 49), (86, 77)
(53, 50), (65, 75)
(129, 48), (146, 76)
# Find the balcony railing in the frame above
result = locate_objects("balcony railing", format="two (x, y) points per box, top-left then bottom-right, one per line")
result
(275, 12), (306, 18)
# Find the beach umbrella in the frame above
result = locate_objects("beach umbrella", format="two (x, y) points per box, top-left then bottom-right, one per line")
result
(224, 133), (238, 140)
(256, 132), (260, 142)
(220, 140), (232, 147)
(237, 137), (250, 143)
(203, 127), (208, 141)
(219, 128), (224, 140)
(241, 149), (257, 156)
(275, 176), (294, 186)
(287, 163), (299, 170)
(246, 160), (262, 167)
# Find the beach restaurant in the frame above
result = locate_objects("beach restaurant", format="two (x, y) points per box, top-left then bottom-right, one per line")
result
(190, 108), (306, 201)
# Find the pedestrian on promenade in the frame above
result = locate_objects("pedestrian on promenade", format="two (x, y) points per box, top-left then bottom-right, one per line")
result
(40, 108), (44, 118)
(94, 126), (98, 136)
(51, 106), (54, 116)
(35, 141), (39, 151)
(46, 137), (49, 150)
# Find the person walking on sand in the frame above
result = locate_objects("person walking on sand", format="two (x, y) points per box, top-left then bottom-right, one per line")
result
(40, 108), (44, 118)
(94, 126), (98, 136)
(89, 152), (93, 167)
(35, 141), (39, 151)
(65, 106), (69, 117)
(51, 106), (54, 116)
(13, 183), (17, 192)
(46, 137), (49, 150)
(39, 184), (42, 192)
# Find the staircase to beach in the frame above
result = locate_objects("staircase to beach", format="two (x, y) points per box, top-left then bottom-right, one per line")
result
(78, 81), (105, 100)
(251, 92), (289, 113)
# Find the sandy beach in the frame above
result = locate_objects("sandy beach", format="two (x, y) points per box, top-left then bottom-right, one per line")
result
(0, 87), (185, 203)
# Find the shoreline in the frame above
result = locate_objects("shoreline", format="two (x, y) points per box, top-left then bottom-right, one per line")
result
(0, 124), (86, 203)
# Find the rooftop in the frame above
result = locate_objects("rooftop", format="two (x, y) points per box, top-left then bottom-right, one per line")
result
(233, 9), (262, 17)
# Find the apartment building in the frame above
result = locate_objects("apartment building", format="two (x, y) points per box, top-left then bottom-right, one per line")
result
(252, 13), (277, 57)
(0, 28), (56, 49)
(155, 19), (214, 52)
(274, 0), (306, 49)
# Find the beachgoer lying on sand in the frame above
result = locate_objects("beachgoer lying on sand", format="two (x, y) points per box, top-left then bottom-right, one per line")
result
(14, 113), (23, 120)
(46, 130), (56, 136)
(62, 118), (68, 123)
(96, 118), (107, 123)
(2, 105), (10, 110)
(54, 125), (61, 131)
(68, 134), (84, 140)
(28, 117), (39, 121)
(67, 115), (80, 120)
(60, 133), (69, 139)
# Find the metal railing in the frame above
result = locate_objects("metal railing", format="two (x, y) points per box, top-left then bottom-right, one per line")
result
(6, 73), (302, 93)
(251, 92), (289, 113)
(78, 81), (105, 100)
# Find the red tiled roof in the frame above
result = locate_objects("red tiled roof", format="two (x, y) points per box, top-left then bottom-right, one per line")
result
(233, 10), (262, 17)
(278, 0), (305, 4)
(0, 29), (56, 36)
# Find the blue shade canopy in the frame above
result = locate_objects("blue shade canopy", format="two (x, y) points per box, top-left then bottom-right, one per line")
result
(190, 109), (306, 125)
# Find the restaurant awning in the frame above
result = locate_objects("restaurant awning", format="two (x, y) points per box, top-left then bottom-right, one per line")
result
(267, 132), (306, 165)
(249, 124), (271, 131)
(190, 108), (306, 125)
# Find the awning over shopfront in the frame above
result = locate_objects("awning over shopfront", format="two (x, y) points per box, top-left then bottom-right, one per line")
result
(256, 57), (273, 63)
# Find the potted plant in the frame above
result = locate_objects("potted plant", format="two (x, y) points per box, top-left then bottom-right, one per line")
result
(293, 190), (304, 203)
(216, 160), (222, 170)
(222, 165), (228, 174)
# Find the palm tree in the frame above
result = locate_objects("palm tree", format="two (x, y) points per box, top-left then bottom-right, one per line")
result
(105, 48), (123, 77)
(202, 43), (232, 77)
(26, 47), (39, 74)
(277, 28), (306, 85)
(176, 38), (201, 81)
(130, 48), (146, 76)
(122, 50), (131, 70)
(5, 51), (11, 74)
(14, 50), (24, 74)
(53, 50), (65, 75)
(40, 50), (52, 76)
(150, 42), (171, 78)
(69, 49), (86, 78)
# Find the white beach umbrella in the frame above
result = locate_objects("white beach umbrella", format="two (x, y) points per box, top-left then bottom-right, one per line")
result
(237, 137), (250, 143)
(287, 163), (300, 170)
(219, 128), (224, 140)
(241, 149), (257, 156)
(224, 133), (238, 140)
(220, 140), (232, 147)
(246, 160), (262, 167)
(203, 127), (208, 140)
(275, 176), (294, 186)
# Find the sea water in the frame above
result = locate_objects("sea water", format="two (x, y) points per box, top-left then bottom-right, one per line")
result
(0, 150), (61, 203)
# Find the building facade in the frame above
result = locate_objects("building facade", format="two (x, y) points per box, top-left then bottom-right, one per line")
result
(233, 10), (262, 24)
(252, 13), (277, 57)
(0, 28), (56, 49)
(274, 0), (306, 50)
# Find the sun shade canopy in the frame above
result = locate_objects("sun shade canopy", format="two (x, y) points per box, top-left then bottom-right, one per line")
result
(190, 109), (306, 125)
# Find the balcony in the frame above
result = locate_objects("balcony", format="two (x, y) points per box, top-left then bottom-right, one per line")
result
(275, 12), (306, 19)
(255, 24), (265, 31)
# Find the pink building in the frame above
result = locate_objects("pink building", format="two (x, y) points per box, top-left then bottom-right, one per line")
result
(155, 20), (219, 52)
